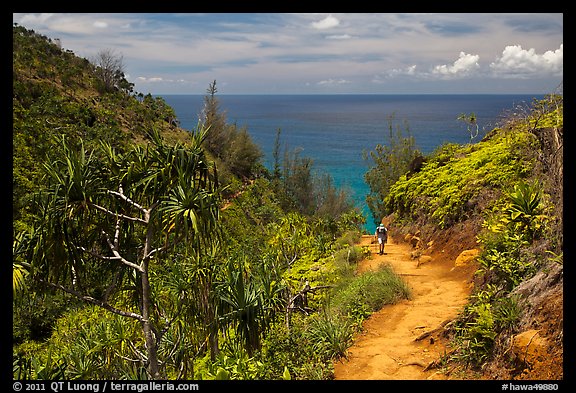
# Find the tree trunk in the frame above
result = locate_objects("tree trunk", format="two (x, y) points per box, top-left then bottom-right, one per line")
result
(141, 260), (160, 379)
(141, 212), (160, 379)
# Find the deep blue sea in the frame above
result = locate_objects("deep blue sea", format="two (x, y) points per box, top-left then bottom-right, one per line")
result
(159, 94), (542, 232)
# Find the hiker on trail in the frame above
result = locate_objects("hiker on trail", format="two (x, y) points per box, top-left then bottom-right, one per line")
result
(374, 223), (388, 255)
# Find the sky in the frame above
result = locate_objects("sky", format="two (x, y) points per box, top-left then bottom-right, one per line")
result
(12, 13), (563, 95)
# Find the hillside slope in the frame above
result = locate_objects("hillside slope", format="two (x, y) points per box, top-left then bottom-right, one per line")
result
(13, 25), (191, 232)
(378, 94), (563, 380)
(12, 24), (562, 381)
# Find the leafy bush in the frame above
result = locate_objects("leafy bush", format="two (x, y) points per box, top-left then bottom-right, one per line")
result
(452, 303), (497, 366)
(334, 230), (362, 249)
(452, 294), (522, 368)
(13, 305), (143, 380)
(493, 295), (522, 331)
(505, 180), (548, 240)
(364, 115), (421, 224)
(333, 245), (365, 267)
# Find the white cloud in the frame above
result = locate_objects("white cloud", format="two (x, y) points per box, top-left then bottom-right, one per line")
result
(390, 65), (417, 77)
(433, 52), (480, 77)
(490, 44), (563, 77)
(137, 76), (166, 82)
(17, 13), (54, 25)
(326, 34), (352, 40)
(371, 65), (418, 84)
(311, 15), (340, 30)
(317, 78), (350, 85)
(12, 13), (563, 94)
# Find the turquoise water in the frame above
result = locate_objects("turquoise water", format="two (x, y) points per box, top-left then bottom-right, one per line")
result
(160, 94), (542, 232)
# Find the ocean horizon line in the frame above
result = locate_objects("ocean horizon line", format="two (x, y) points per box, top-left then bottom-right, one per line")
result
(156, 92), (546, 97)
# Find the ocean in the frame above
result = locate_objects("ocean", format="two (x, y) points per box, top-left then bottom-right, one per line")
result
(159, 94), (543, 232)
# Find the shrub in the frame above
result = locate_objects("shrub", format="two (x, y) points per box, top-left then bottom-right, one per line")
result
(328, 265), (411, 324)
(304, 312), (354, 361)
(334, 230), (361, 249)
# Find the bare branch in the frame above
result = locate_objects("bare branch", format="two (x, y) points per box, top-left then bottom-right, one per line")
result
(127, 340), (148, 365)
(89, 202), (147, 224)
(102, 230), (145, 272)
(146, 246), (165, 259)
(113, 215), (121, 248)
(76, 245), (122, 261)
(108, 188), (146, 213)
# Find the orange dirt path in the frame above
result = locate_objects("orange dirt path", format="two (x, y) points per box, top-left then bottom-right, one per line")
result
(333, 235), (474, 380)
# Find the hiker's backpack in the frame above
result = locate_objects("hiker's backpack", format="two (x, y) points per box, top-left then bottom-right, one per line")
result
(377, 226), (387, 236)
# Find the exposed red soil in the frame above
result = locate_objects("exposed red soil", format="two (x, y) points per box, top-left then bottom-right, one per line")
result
(333, 234), (477, 380)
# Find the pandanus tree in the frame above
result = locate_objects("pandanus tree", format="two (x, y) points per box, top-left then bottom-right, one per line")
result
(15, 128), (221, 379)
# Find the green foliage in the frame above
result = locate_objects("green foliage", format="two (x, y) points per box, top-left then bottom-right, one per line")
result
(218, 258), (267, 357)
(448, 179), (545, 367)
(21, 23), (557, 381)
(268, 212), (314, 268)
(493, 295), (522, 331)
(13, 288), (82, 345)
(475, 180), (547, 290)
(477, 239), (534, 290)
(452, 294), (522, 368)
(199, 80), (263, 179)
(457, 112), (479, 143)
(13, 344), (67, 380)
(15, 127), (221, 379)
(453, 303), (496, 365)
(13, 25), (186, 233)
(304, 312), (354, 361)
(12, 231), (31, 295)
(334, 230), (362, 249)
(257, 317), (333, 380)
(505, 180), (548, 240)
(526, 93), (563, 130)
(282, 365), (292, 380)
(363, 115), (421, 224)
(444, 97), (561, 368)
(385, 129), (534, 228)
(328, 265), (411, 325)
(332, 246), (368, 275)
(13, 305), (143, 379)
(195, 348), (266, 380)
(508, 181), (543, 218)
(272, 129), (356, 219)
(279, 148), (316, 215)
(12, 25), (375, 382)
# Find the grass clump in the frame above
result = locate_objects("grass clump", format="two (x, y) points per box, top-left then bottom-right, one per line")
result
(328, 264), (412, 324)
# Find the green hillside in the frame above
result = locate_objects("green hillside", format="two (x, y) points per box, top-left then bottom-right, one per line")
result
(12, 25), (373, 380)
(12, 24), (563, 381)
(13, 25), (188, 232)
(379, 95), (563, 379)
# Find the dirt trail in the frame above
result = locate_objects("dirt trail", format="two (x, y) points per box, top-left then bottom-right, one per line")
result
(333, 235), (474, 380)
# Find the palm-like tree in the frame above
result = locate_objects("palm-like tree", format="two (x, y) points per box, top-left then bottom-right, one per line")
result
(219, 259), (264, 357)
(17, 128), (221, 379)
(12, 231), (31, 294)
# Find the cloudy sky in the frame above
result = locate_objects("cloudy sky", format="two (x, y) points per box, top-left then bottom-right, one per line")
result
(13, 13), (563, 95)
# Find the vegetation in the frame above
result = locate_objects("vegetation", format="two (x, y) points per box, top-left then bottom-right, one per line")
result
(200, 80), (264, 184)
(363, 115), (422, 225)
(375, 92), (563, 377)
(12, 24), (562, 380)
(12, 25), (404, 380)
